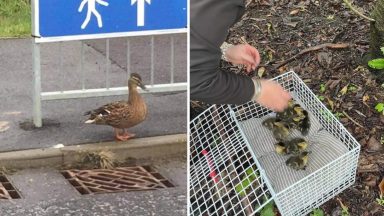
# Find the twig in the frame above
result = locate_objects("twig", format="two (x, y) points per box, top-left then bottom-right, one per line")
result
(274, 43), (350, 69)
(343, 0), (375, 22)
(357, 168), (380, 173)
(342, 111), (364, 128)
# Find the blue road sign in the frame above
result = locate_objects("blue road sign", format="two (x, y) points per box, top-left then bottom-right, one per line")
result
(32, 0), (187, 42)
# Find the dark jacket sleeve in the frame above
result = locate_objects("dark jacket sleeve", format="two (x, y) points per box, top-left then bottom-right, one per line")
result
(190, 0), (255, 105)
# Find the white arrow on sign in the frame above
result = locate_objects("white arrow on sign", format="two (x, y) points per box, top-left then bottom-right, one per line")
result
(131, 0), (151, 27)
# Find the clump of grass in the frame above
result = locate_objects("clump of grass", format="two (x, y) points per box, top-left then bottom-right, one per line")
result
(0, 166), (17, 175)
(79, 150), (117, 169)
(0, 0), (31, 37)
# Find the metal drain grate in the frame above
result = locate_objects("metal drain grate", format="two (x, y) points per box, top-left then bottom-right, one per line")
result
(0, 174), (21, 199)
(61, 166), (174, 195)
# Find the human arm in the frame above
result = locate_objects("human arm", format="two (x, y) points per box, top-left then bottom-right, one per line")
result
(78, 0), (87, 12)
(96, 0), (109, 6)
(190, 0), (291, 108)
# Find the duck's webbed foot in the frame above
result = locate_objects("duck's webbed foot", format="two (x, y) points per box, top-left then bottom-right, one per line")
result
(114, 128), (135, 141)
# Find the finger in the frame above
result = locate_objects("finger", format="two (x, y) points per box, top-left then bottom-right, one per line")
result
(245, 45), (261, 66)
(246, 64), (252, 72)
(242, 54), (256, 66)
(282, 90), (292, 99)
(253, 49), (261, 67)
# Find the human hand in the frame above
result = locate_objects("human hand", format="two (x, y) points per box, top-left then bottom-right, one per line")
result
(254, 79), (291, 112)
(225, 44), (261, 73)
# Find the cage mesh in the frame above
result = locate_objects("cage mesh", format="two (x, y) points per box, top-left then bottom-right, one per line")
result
(189, 71), (360, 216)
(190, 105), (274, 216)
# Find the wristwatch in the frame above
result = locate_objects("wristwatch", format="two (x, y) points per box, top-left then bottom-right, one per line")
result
(220, 42), (233, 61)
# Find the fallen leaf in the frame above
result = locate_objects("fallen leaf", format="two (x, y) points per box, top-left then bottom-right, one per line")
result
(379, 178), (384, 197)
(258, 67), (266, 78)
(289, 9), (300, 15)
(327, 79), (341, 90)
(326, 97), (334, 111)
(339, 85), (348, 95)
(282, 17), (300, 28)
(366, 202), (382, 215)
(367, 136), (382, 152)
(317, 52), (332, 66)
(363, 95), (370, 102)
(364, 174), (378, 187)
(240, 36), (247, 43)
(278, 65), (287, 74)
(358, 164), (379, 173)
(284, 21), (299, 27)
(0, 121), (10, 133)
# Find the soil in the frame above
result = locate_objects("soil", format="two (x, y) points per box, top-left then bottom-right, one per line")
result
(191, 0), (384, 215)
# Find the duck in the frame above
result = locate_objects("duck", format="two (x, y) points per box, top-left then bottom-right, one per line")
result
(84, 73), (148, 141)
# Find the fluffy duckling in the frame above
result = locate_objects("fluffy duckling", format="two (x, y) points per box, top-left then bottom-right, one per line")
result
(286, 151), (311, 170)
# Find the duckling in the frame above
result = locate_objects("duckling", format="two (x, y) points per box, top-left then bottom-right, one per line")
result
(297, 110), (310, 136)
(276, 99), (295, 121)
(282, 102), (311, 135)
(275, 138), (308, 155)
(285, 138), (308, 154)
(262, 117), (276, 130)
(275, 142), (287, 155)
(84, 73), (148, 141)
(272, 121), (290, 141)
(292, 105), (306, 122)
(285, 151), (311, 170)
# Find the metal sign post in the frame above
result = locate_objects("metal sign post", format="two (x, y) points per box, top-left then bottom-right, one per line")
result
(31, 0), (187, 127)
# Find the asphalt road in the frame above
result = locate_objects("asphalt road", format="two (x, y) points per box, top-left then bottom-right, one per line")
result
(0, 35), (187, 152)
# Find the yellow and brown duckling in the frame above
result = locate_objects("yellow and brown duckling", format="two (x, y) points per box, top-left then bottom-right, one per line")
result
(275, 99), (310, 135)
(297, 110), (310, 136)
(275, 138), (308, 155)
(272, 121), (290, 141)
(263, 118), (291, 141)
(275, 142), (287, 155)
(285, 151), (311, 170)
(84, 73), (148, 141)
(276, 99), (295, 121)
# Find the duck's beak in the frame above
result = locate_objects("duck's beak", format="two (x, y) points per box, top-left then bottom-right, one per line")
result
(138, 81), (148, 91)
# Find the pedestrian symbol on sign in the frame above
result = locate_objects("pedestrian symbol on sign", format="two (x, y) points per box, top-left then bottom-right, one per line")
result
(78, 0), (109, 29)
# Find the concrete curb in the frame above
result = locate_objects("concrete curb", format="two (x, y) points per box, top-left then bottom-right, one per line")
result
(0, 134), (187, 169)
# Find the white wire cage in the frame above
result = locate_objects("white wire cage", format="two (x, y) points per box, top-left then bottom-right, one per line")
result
(189, 71), (360, 216)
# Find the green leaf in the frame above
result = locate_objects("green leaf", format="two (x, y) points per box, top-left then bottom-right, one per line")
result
(368, 59), (384, 69)
(320, 84), (326, 93)
(260, 201), (275, 216)
(246, 167), (253, 175)
(235, 179), (250, 196)
(310, 208), (325, 216)
(348, 84), (358, 92)
(235, 168), (258, 196)
(375, 103), (384, 113)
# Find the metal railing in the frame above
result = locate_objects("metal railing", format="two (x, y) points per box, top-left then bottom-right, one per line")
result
(32, 33), (187, 127)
